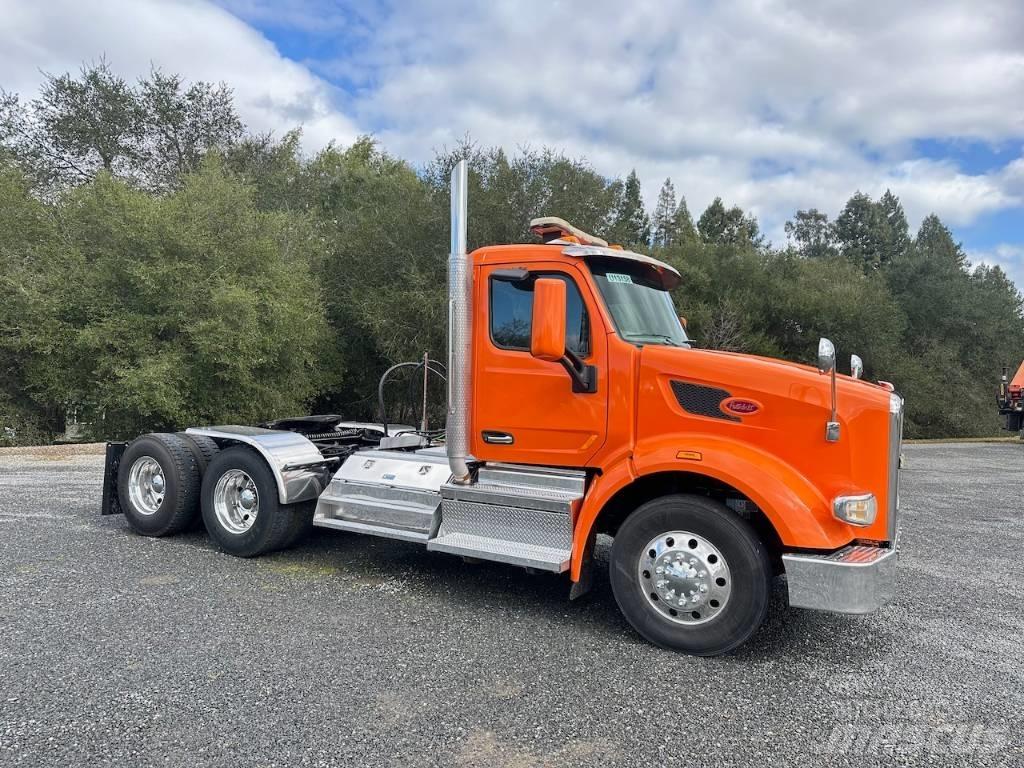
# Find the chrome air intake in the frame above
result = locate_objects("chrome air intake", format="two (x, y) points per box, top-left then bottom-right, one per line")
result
(887, 392), (904, 541)
(446, 160), (472, 483)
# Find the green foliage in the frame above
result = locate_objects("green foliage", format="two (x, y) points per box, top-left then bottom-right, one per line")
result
(651, 178), (698, 248)
(0, 59), (242, 193)
(607, 170), (651, 247)
(2, 60), (1022, 442)
(785, 209), (836, 259)
(697, 197), (761, 247)
(0, 161), (331, 440)
(833, 190), (911, 272)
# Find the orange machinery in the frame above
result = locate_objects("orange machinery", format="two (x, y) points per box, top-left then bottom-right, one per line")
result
(102, 161), (902, 656)
(998, 362), (1024, 435)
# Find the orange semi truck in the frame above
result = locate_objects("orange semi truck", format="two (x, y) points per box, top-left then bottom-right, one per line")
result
(101, 161), (903, 656)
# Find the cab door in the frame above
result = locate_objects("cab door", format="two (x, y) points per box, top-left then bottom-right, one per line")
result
(471, 262), (608, 467)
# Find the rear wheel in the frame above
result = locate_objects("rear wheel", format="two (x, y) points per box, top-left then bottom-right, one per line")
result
(201, 447), (306, 557)
(177, 433), (220, 473)
(177, 433), (220, 529)
(610, 494), (770, 656)
(117, 433), (201, 536)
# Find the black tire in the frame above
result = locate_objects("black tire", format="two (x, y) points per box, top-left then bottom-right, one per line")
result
(200, 446), (303, 557)
(177, 433), (220, 473)
(610, 494), (770, 656)
(177, 433), (221, 530)
(117, 433), (202, 537)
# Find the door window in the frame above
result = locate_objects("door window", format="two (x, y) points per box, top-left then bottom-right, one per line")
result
(489, 273), (590, 357)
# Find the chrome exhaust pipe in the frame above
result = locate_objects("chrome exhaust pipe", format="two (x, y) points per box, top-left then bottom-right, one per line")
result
(446, 160), (472, 483)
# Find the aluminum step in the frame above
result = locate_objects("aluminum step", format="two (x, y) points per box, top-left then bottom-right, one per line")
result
(314, 516), (430, 544)
(427, 532), (569, 571)
(476, 463), (586, 494)
(442, 481), (581, 514)
(428, 464), (585, 573)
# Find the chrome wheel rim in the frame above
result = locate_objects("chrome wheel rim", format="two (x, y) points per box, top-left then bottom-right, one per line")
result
(127, 457), (165, 515)
(213, 469), (259, 535)
(638, 530), (732, 625)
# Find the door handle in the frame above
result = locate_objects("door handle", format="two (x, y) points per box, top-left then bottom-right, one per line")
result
(482, 430), (514, 445)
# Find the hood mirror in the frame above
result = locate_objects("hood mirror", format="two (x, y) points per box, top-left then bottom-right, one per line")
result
(817, 337), (836, 373)
(850, 354), (864, 380)
(817, 337), (840, 443)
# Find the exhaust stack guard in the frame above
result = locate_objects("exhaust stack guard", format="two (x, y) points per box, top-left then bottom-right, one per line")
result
(446, 160), (472, 483)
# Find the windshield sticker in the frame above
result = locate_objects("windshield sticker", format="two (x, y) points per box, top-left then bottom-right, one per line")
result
(606, 273), (633, 284)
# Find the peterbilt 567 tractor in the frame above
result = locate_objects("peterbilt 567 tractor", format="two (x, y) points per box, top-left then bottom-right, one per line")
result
(102, 161), (903, 656)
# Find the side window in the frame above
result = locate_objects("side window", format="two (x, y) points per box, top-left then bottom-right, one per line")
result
(490, 273), (590, 357)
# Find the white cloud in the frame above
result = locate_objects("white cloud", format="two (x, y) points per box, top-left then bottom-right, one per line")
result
(282, 0), (1022, 247)
(2, 0), (1023, 256)
(0, 0), (359, 151)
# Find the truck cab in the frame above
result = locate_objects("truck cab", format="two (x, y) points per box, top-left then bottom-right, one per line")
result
(103, 161), (902, 656)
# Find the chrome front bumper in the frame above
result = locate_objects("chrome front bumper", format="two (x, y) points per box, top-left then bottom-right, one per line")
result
(783, 538), (898, 614)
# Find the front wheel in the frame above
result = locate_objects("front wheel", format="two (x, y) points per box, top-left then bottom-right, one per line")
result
(610, 494), (770, 656)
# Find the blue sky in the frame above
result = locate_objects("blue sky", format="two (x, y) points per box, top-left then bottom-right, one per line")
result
(2, 0), (1022, 284)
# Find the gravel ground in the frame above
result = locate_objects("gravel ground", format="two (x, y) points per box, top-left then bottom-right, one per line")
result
(1, 443), (1021, 766)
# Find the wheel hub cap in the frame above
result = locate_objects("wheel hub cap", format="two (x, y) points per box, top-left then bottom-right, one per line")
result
(638, 531), (731, 625)
(213, 469), (259, 535)
(127, 456), (165, 515)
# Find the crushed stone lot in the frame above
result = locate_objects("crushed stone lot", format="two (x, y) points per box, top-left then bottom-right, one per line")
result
(0, 443), (1021, 766)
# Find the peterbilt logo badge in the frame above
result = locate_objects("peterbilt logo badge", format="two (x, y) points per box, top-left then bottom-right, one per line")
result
(721, 398), (761, 416)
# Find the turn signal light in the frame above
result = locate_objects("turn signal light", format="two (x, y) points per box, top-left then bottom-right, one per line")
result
(833, 494), (877, 526)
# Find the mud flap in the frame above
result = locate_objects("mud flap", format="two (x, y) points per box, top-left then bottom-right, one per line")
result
(101, 442), (127, 515)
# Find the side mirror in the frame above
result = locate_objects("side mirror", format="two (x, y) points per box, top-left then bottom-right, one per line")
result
(817, 337), (836, 373)
(850, 354), (863, 380)
(530, 278), (567, 362)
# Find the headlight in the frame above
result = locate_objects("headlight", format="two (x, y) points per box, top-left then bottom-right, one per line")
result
(834, 493), (877, 526)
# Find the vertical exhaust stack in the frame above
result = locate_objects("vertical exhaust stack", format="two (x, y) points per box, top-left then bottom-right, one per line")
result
(447, 160), (472, 483)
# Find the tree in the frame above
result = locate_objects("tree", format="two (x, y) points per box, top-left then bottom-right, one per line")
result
(697, 197), (761, 246)
(878, 189), (911, 263)
(0, 59), (243, 192)
(4, 60), (1024, 443)
(26, 162), (332, 438)
(650, 178), (698, 248)
(1, 59), (143, 187)
(138, 68), (243, 189)
(833, 192), (892, 272)
(671, 196), (697, 245)
(785, 208), (836, 259)
(0, 165), (64, 442)
(651, 178), (677, 246)
(607, 169), (651, 247)
(915, 213), (966, 269)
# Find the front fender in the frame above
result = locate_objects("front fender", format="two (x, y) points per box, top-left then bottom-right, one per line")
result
(570, 434), (852, 580)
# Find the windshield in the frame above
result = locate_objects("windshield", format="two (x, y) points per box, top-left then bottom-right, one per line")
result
(589, 258), (689, 347)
